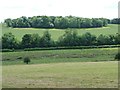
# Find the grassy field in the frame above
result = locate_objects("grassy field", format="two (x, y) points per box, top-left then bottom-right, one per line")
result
(2, 48), (118, 65)
(2, 61), (118, 88)
(2, 48), (118, 88)
(2, 24), (119, 88)
(2, 24), (118, 40)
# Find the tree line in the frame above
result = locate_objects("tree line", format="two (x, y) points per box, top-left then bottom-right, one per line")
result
(4, 16), (109, 29)
(2, 31), (120, 49)
(110, 18), (120, 24)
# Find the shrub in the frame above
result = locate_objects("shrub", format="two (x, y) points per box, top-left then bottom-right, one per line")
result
(24, 57), (31, 64)
(115, 53), (120, 60)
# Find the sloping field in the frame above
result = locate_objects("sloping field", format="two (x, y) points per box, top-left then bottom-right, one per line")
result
(2, 24), (118, 40)
(2, 48), (118, 65)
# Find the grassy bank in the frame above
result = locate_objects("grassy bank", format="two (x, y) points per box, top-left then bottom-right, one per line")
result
(2, 48), (118, 65)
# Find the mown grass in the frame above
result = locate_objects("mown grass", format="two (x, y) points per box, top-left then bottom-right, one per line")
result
(2, 24), (118, 41)
(2, 61), (118, 88)
(2, 48), (118, 65)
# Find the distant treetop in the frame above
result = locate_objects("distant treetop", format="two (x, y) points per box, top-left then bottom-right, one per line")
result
(4, 16), (110, 29)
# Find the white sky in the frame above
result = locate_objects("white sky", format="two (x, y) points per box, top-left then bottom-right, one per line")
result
(0, 0), (119, 22)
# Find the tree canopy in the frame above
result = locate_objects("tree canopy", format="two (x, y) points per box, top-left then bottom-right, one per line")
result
(4, 16), (109, 29)
(2, 31), (120, 49)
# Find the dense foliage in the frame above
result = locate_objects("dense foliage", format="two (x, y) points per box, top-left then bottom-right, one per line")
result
(2, 32), (19, 49)
(115, 53), (120, 60)
(111, 18), (120, 24)
(24, 57), (31, 64)
(4, 16), (108, 29)
(2, 30), (120, 49)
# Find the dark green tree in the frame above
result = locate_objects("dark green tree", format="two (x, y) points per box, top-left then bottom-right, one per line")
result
(114, 33), (120, 44)
(97, 34), (109, 45)
(111, 18), (120, 24)
(81, 18), (92, 28)
(57, 30), (79, 46)
(40, 31), (53, 47)
(81, 32), (96, 46)
(92, 18), (103, 27)
(54, 17), (69, 29)
(31, 34), (41, 48)
(67, 16), (78, 28)
(21, 34), (32, 48)
(2, 32), (18, 49)
(4, 18), (13, 27)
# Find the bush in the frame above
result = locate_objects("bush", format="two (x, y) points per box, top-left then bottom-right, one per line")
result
(24, 57), (31, 64)
(115, 53), (120, 60)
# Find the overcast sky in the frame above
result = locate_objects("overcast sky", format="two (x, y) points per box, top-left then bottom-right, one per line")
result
(0, 0), (119, 22)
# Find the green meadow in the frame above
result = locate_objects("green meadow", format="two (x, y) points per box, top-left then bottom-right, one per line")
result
(2, 48), (118, 65)
(2, 48), (118, 88)
(2, 24), (118, 40)
(2, 24), (119, 88)
(2, 61), (118, 88)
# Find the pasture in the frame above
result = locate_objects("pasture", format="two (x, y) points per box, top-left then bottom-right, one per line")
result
(2, 48), (118, 65)
(2, 24), (118, 41)
(2, 48), (118, 88)
(2, 23), (119, 88)
(2, 61), (118, 88)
